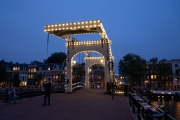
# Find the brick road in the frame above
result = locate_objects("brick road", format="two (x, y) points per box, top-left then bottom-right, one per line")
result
(0, 89), (134, 120)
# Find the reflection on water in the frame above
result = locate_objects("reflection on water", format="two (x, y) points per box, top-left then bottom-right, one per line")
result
(151, 100), (180, 119)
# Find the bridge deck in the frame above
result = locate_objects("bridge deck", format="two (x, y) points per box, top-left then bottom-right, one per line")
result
(0, 89), (134, 120)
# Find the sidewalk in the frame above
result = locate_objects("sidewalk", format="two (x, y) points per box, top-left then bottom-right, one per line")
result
(0, 89), (134, 120)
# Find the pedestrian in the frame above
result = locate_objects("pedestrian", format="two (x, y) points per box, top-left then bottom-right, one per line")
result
(8, 83), (16, 104)
(42, 78), (52, 106)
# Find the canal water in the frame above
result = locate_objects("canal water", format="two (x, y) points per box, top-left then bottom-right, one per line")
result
(151, 100), (180, 119)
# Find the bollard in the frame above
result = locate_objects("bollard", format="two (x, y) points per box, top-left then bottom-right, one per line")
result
(31, 87), (33, 98)
(124, 85), (128, 96)
(20, 88), (22, 100)
(129, 94), (132, 106)
(112, 89), (114, 100)
(40, 86), (41, 95)
(6, 88), (8, 103)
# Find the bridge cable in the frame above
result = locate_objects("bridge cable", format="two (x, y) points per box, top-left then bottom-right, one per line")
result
(46, 33), (49, 55)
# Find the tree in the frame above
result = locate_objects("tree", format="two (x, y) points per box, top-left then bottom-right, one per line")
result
(157, 62), (172, 90)
(118, 53), (146, 85)
(12, 74), (21, 87)
(44, 52), (66, 63)
(35, 74), (43, 85)
(0, 61), (8, 83)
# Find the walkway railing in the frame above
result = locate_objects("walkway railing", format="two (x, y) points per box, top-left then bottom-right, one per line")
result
(0, 88), (45, 103)
(129, 88), (176, 120)
(0, 87), (66, 103)
(72, 82), (84, 92)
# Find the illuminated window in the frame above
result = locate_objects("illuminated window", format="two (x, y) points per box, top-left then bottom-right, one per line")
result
(154, 75), (157, 79)
(33, 68), (36, 72)
(13, 67), (20, 71)
(151, 75), (157, 79)
(151, 75), (153, 79)
(28, 74), (33, 79)
(21, 82), (27, 86)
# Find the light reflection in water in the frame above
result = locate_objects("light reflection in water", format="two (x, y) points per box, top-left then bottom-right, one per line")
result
(151, 100), (180, 119)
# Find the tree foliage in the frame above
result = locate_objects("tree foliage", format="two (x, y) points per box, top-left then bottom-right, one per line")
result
(44, 52), (66, 63)
(118, 53), (146, 84)
(0, 61), (8, 83)
(12, 74), (21, 87)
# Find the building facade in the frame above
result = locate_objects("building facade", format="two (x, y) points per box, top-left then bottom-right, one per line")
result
(1, 60), (65, 88)
(89, 65), (104, 88)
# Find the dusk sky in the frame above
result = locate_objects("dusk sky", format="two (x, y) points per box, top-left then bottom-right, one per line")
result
(0, 0), (180, 73)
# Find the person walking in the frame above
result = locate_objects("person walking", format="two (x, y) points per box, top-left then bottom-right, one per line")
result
(42, 78), (52, 106)
(8, 83), (16, 104)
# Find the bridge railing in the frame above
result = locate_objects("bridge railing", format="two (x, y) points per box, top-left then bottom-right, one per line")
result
(0, 88), (46, 103)
(129, 87), (176, 120)
(72, 82), (84, 92)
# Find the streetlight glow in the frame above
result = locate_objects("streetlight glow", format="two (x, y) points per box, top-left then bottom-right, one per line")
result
(73, 60), (76, 64)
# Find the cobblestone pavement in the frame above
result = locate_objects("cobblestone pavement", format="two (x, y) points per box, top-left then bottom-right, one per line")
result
(0, 89), (134, 120)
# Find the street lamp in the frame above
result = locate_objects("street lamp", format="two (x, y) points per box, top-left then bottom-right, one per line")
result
(73, 60), (76, 65)
(100, 59), (103, 63)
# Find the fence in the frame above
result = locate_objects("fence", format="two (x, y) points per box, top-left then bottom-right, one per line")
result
(129, 88), (176, 120)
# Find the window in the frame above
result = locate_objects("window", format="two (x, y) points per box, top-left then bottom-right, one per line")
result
(23, 67), (26, 71)
(154, 75), (157, 79)
(151, 75), (153, 79)
(33, 68), (36, 72)
(39, 67), (42, 71)
(28, 74), (34, 79)
(56, 65), (59, 69)
(150, 75), (157, 79)
(13, 67), (20, 71)
(93, 66), (97, 69)
(7, 67), (10, 71)
(175, 64), (178, 68)
(48, 67), (50, 70)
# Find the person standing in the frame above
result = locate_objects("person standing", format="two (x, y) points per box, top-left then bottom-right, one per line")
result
(42, 79), (52, 106)
(8, 83), (16, 104)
